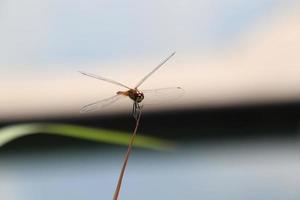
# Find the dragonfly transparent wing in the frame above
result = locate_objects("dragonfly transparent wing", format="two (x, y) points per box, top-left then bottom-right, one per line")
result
(134, 52), (176, 88)
(80, 94), (124, 113)
(141, 87), (184, 105)
(79, 71), (131, 89)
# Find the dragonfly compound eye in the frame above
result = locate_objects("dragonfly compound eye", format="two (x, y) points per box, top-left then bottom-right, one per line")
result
(135, 92), (144, 103)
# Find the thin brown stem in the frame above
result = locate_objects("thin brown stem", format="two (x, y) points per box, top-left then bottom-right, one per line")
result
(113, 108), (142, 200)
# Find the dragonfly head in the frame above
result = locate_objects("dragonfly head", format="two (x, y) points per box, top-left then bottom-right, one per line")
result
(135, 91), (144, 103)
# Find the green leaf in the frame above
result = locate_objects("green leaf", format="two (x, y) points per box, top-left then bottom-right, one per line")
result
(0, 123), (174, 150)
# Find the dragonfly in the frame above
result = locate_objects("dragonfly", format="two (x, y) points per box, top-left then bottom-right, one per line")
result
(79, 52), (182, 119)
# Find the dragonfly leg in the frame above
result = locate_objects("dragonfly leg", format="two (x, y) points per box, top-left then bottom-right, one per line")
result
(131, 102), (135, 119)
(132, 102), (142, 120)
(132, 102), (136, 120)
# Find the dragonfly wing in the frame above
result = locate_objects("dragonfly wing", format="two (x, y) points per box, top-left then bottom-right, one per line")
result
(141, 87), (184, 105)
(134, 52), (176, 88)
(142, 86), (184, 94)
(79, 71), (131, 89)
(80, 94), (123, 113)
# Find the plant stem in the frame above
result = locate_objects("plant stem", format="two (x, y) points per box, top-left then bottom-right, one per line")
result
(113, 109), (142, 200)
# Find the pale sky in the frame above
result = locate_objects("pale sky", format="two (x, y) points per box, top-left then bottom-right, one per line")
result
(0, 0), (291, 66)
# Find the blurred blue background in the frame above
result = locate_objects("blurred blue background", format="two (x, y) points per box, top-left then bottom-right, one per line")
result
(1, 0), (300, 199)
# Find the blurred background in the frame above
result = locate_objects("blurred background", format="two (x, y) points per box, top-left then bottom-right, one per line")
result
(1, 0), (300, 199)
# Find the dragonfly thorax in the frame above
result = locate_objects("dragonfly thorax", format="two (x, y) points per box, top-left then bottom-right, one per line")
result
(129, 89), (144, 103)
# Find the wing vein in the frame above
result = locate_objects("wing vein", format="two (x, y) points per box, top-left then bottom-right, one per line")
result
(79, 71), (131, 89)
(80, 95), (122, 113)
(134, 52), (176, 88)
